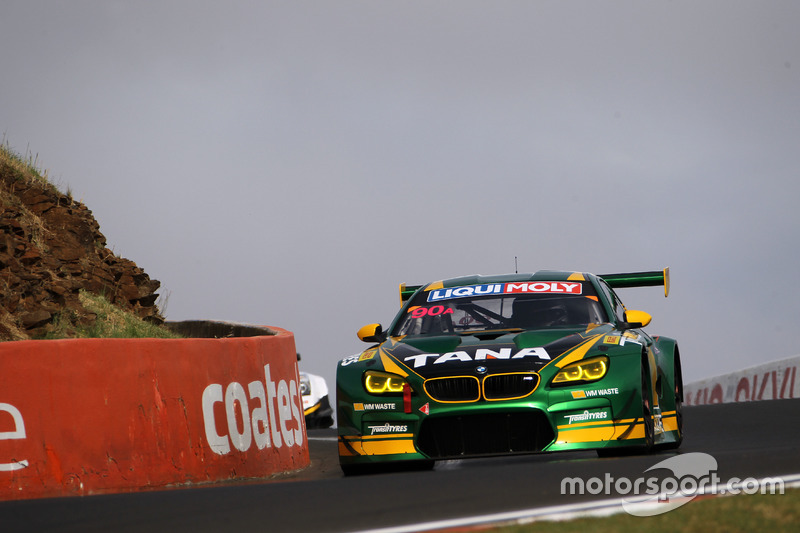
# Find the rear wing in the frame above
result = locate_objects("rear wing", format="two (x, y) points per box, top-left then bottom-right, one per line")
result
(599, 267), (670, 297)
(399, 283), (423, 305)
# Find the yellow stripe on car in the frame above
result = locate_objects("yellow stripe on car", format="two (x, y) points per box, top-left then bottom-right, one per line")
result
(556, 419), (644, 444)
(338, 436), (417, 456)
(553, 334), (605, 369)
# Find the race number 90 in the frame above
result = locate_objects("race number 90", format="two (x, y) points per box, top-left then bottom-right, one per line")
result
(410, 305), (454, 318)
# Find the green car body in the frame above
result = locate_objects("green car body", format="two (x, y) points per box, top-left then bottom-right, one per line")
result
(337, 269), (682, 474)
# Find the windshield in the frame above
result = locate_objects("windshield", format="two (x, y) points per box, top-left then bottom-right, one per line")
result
(391, 281), (608, 337)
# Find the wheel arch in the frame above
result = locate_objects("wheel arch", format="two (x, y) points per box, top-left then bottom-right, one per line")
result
(655, 338), (682, 405)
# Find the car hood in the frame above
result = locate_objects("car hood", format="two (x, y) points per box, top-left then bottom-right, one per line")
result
(380, 326), (613, 379)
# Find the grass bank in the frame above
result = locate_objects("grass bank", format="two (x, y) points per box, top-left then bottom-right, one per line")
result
(490, 488), (800, 533)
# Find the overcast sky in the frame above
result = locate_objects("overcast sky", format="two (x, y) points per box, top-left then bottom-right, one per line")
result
(2, 1), (799, 390)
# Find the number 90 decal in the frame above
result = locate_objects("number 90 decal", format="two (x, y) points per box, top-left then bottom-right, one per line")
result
(408, 305), (454, 318)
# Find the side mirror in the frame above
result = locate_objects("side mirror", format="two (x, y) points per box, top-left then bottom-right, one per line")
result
(357, 323), (386, 343)
(623, 310), (652, 329)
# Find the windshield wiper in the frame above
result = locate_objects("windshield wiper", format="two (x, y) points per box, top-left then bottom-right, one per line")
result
(456, 328), (523, 336)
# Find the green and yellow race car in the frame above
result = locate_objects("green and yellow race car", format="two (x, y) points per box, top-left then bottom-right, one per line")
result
(336, 269), (682, 474)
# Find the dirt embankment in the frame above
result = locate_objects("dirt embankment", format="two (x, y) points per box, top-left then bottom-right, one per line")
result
(0, 155), (163, 340)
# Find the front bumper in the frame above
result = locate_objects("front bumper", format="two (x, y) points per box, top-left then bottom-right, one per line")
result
(337, 389), (653, 465)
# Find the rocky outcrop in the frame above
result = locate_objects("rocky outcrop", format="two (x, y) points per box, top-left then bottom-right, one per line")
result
(0, 159), (163, 340)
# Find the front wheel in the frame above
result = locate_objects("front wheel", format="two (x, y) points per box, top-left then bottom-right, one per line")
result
(660, 362), (684, 450)
(640, 364), (655, 451)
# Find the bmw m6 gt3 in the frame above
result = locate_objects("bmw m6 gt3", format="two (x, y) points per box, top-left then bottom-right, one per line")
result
(336, 269), (682, 474)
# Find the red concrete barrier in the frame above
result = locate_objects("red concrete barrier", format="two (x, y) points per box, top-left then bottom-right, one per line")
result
(684, 354), (800, 406)
(0, 325), (309, 500)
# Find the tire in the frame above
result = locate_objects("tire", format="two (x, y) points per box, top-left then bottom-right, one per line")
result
(640, 363), (655, 452)
(660, 360), (684, 450)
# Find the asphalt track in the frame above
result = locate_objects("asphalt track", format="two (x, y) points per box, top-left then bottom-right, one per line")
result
(2, 399), (799, 533)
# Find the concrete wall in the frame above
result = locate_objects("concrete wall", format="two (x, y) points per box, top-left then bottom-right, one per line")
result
(684, 355), (800, 405)
(0, 323), (309, 500)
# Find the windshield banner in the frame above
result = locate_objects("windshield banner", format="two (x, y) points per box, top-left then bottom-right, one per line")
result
(427, 282), (583, 302)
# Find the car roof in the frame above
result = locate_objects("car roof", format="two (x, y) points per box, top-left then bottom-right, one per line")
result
(425, 270), (595, 290)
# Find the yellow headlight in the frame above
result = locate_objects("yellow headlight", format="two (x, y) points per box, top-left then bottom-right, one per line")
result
(552, 356), (609, 384)
(364, 371), (407, 394)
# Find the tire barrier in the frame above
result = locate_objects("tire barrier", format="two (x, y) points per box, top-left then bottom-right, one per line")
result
(684, 354), (800, 406)
(0, 323), (309, 501)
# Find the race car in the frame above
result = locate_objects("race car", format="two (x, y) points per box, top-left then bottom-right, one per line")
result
(336, 269), (682, 474)
(300, 371), (334, 429)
